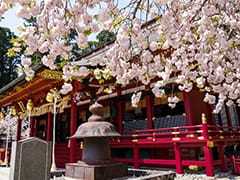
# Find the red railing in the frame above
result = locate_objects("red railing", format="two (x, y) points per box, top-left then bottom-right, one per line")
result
(110, 114), (240, 177)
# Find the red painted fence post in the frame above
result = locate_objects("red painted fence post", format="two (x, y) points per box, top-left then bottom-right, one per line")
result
(133, 143), (140, 169)
(174, 143), (183, 174)
(201, 114), (214, 176)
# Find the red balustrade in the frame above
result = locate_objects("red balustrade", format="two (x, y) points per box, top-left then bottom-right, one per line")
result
(110, 114), (240, 177)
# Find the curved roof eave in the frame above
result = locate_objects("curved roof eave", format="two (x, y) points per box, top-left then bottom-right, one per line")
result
(0, 64), (44, 95)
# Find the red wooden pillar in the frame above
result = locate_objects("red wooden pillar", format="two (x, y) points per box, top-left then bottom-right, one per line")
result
(133, 144), (140, 169)
(146, 95), (154, 129)
(204, 145), (214, 176)
(174, 143), (183, 174)
(116, 89), (125, 134)
(16, 118), (22, 141)
(69, 99), (78, 163)
(46, 112), (53, 141)
(183, 88), (213, 125)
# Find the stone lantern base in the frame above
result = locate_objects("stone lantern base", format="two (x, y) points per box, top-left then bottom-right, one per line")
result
(66, 162), (127, 180)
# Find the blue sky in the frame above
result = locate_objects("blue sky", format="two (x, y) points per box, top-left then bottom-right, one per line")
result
(0, 0), (131, 35)
(0, 6), (23, 35)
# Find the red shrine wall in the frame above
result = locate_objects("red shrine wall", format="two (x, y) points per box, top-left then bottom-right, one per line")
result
(183, 87), (213, 125)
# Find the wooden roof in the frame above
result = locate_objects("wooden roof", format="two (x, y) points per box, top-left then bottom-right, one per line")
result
(0, 67), (63, 108)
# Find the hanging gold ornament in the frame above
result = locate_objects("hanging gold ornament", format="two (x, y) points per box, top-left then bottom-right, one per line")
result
(10, 106), (17, 116)
(27, 99), (33, 112)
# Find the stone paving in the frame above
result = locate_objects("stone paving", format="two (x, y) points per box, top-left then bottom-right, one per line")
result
(1, 167), (240, 180)
(0, 167), (65, 180)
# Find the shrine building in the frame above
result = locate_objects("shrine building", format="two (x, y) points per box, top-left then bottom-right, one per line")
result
(0, 46), (240, 177)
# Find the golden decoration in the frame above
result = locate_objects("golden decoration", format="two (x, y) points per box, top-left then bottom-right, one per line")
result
(28, 95), (70, 117)
(38, 69), (63, 80)
(207, 140), (214, 148)
(27, 99), (34, 112)
(46, 89), (61, 103)
(15, 86), (24, 92)
(201, 113), (207, 124)
(58, 96), (71, 113)
(80, 142), (83, 149)
(18, 112), (25, 119)
(188, 165), (199, 171)
(31, 103), (53, 117)
(0, 112), (4, 122)
(10, 106), (17, 116)
(18, 101), (25, 113)
(46, 92), (54, 103)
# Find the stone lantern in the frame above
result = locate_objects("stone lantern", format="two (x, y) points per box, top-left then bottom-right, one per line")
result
(65, 100), (127, 180)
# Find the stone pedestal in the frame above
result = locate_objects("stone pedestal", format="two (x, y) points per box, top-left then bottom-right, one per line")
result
(66, 162), (127, 180)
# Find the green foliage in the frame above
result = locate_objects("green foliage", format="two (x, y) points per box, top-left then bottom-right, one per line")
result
(96, 30), (115, 44)
(71, 30), (116, 60)
(0, 27), (21, 88)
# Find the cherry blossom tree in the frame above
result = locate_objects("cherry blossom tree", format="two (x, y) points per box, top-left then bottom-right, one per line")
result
(0, 0), (239, 112)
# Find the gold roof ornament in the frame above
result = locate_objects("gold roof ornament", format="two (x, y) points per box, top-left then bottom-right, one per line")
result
(27, 99), (34, 112)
